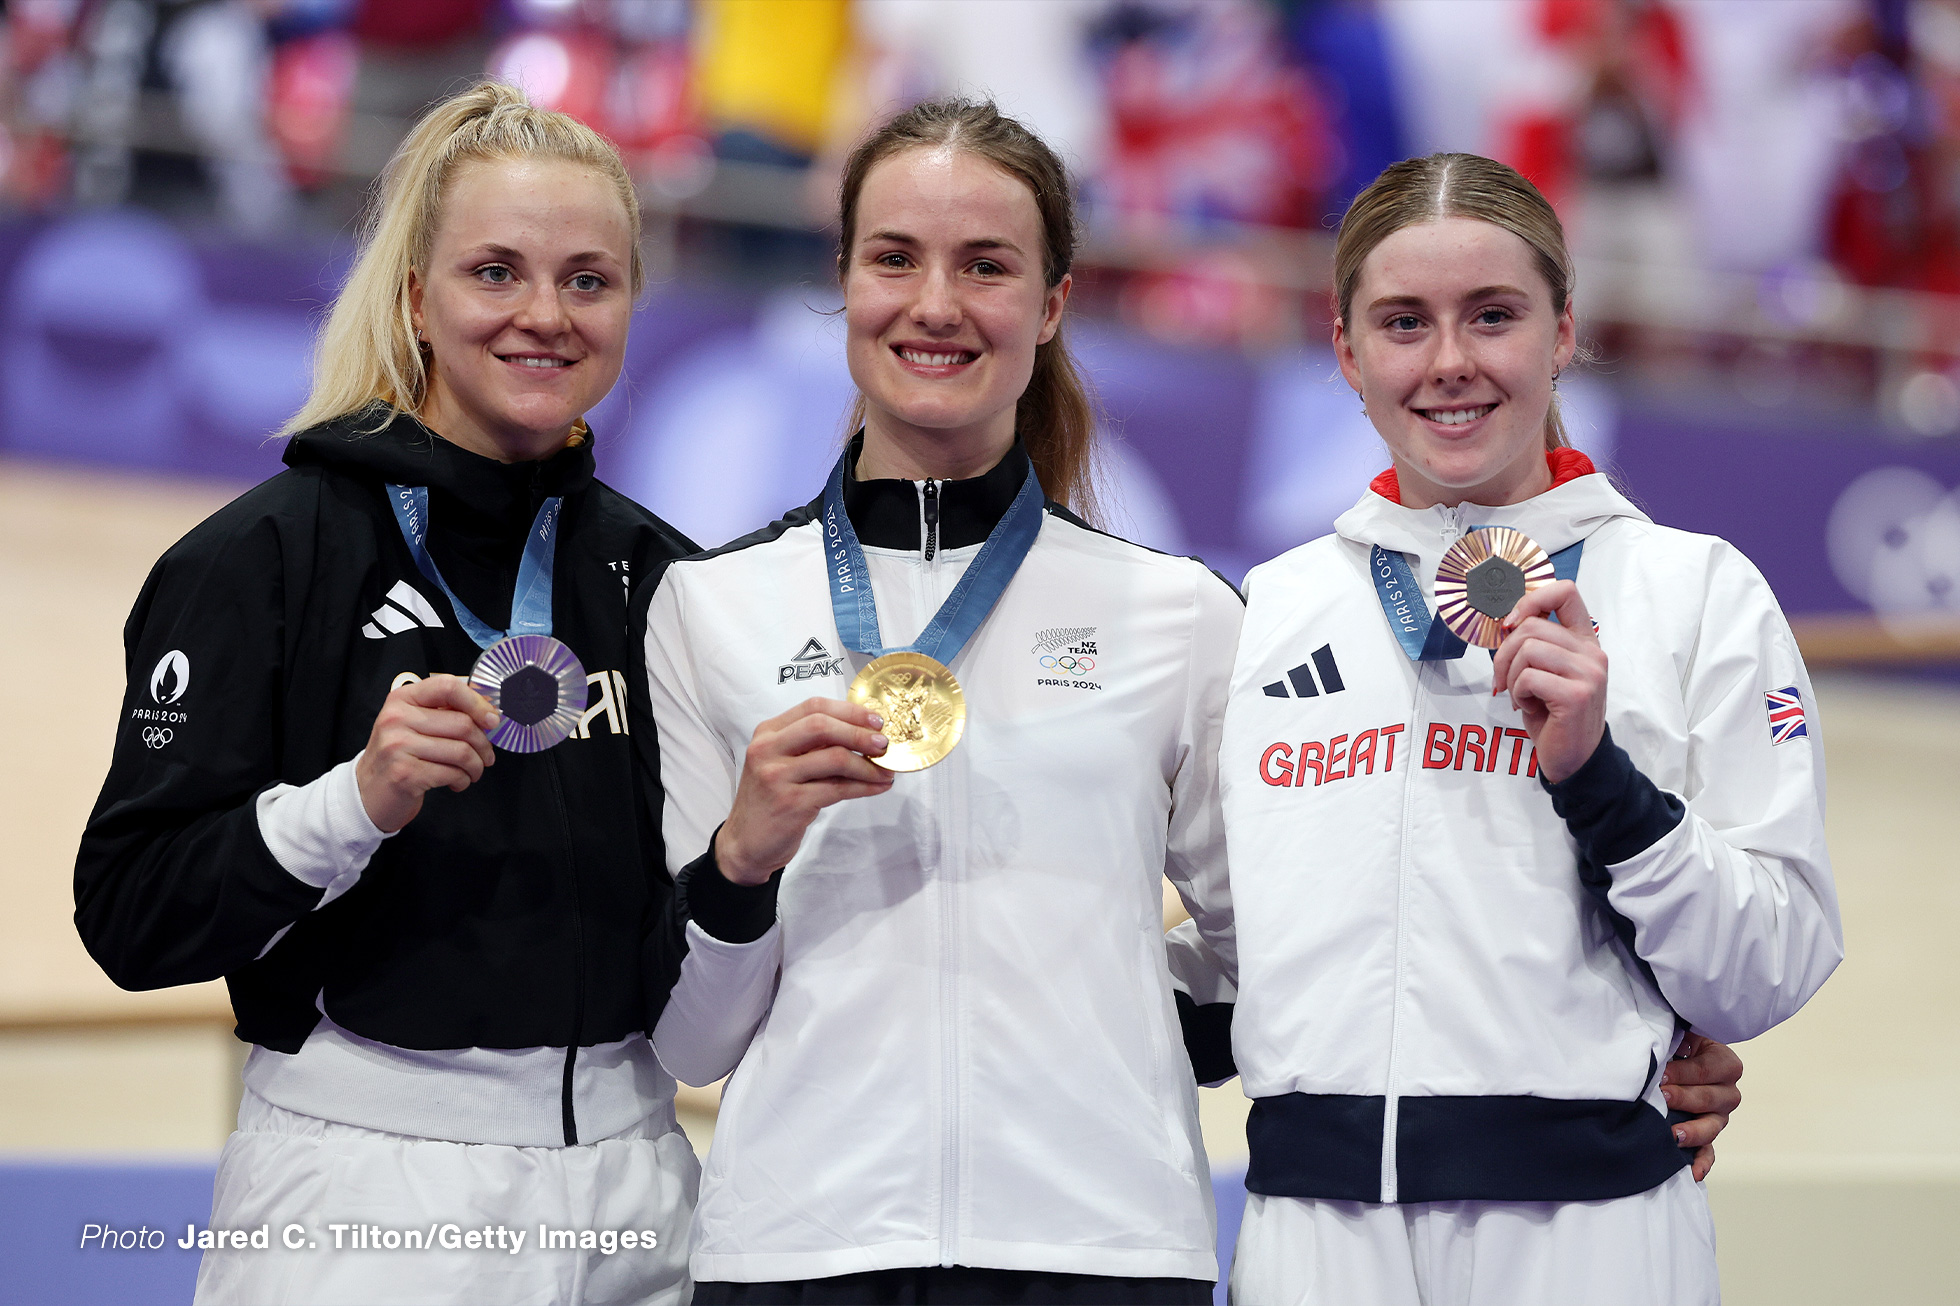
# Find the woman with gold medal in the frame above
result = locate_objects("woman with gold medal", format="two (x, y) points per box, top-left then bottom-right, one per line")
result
(637, 100), (1238, 1304)
(1214, 155), (1843, 1305)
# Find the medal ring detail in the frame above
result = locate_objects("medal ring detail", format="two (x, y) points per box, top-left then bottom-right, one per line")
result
(470, 634), (587, 752)
(848, 652), (965, 771)
(1434, 527), (1555, 649)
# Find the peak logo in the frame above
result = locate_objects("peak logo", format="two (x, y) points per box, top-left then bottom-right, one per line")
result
(150, 651), (189, 705)
(779, 637), (846, 685)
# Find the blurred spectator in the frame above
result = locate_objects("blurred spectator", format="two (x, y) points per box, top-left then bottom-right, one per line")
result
(694, 0), (850, 165)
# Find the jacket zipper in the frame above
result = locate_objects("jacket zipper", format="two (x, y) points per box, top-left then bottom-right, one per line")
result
(919, 479), (960, 1261)
(922, 479), (940, 561)
(1382, 511), (1457, 1202)
(546, 757), (587, 1146)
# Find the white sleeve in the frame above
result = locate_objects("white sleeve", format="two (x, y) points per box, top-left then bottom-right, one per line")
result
(641, 568), (782, 1084)
(653, 920), (782, 1086)
(1164, 568), (1242, 1004)
(1566, 544), (1842, 1043)
(252, 754), (393, 959)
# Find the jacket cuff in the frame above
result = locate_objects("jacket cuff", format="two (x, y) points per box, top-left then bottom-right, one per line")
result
(675, 831), (781, 944)
(1174, 989), (1237, 1086)
(1541, 725), (1685, 867)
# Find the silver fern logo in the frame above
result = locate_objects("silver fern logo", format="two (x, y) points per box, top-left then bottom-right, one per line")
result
(1030, 626), (1095, 655)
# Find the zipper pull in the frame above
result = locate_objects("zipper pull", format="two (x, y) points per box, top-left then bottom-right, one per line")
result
(922, 479), (940, 561)
(1436, 503), (1463, 545)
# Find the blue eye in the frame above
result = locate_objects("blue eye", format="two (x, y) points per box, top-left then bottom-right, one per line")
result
(478, 265), (513, 284)
(1476, 308), (1511, 326)
(570, 273), (604, 292)
(1389, 314), (1420, 331)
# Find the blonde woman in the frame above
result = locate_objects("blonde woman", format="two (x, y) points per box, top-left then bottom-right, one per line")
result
(76, 84), (700, 1305)
(1218, 153), (1840, 1304)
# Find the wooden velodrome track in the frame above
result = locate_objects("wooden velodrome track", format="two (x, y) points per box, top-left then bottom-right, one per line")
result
(2, 456), (1956, 1303)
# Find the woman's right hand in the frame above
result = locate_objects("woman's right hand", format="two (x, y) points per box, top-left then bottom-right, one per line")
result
(356, 675), (501, 833)
(714, 698), (894, 885)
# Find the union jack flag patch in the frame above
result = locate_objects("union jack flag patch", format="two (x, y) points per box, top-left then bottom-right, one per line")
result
(1766, 686), (1808, 745)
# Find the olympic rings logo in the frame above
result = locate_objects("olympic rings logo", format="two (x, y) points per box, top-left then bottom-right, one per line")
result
(1038, 654), (1096, 675)
(141, 727), (173, 749)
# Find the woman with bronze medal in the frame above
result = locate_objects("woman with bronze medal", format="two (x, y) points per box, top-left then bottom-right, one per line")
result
(77, 85), (702, 1304)
(1214, 155), (1843, 1304)
(637, 100), (1242, 1304)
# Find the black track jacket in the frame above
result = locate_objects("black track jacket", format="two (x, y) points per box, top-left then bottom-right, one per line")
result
(75, 410), (696, 1058)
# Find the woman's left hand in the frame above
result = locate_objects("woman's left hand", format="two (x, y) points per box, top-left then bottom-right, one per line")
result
(1662, 1034), (1744, 1182)
(1490, 579), (1607, 784)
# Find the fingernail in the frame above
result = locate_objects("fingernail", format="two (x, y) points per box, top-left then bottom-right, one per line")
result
(485, 712), (502, 729)
(1659, 1069), (1671, 1086)
(1674, 1128), (1687, 1145)
(868, 713), (884, 729)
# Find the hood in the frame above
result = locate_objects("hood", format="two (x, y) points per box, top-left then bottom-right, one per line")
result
(1332, 450), (1650, 600)
(283, 405), (596, 523)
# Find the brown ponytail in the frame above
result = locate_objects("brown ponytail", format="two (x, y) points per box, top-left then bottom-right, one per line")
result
(836, 98), (1101, 521)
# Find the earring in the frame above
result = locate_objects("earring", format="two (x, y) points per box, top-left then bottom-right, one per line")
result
(1551, 368), (1561, 390)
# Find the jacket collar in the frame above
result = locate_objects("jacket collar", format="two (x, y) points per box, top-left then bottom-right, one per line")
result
(840, 432), (1033, 551)
(283, 404), (596, 523)
(1335, 449), (1649, 578)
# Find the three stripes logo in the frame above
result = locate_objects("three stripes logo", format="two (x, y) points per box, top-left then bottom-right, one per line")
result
(1262, 644), (1345, 699)
(361, 581), (445, 640)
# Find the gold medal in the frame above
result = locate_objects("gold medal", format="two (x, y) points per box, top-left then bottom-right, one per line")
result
(848, 652), (966, 771)
(1435, 527), (1556, 648)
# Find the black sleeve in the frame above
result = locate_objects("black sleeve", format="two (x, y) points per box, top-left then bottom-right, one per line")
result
(73, 509), (324, 991)
(1175, 991), (1237, 1084)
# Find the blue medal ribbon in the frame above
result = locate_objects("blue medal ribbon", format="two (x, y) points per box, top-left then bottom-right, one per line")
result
(1370, 531), (1583, 662)
(821, 446), (1044, 663)
(386, 483), (562, 651)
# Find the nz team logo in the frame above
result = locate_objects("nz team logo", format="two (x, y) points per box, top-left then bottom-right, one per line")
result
(779, 638), (846, 685)
(1032, 625), (1101, 690)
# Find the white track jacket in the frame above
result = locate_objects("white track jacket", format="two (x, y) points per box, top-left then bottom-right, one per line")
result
(640, 444), (1240, 1283)
(1216, 456), (1842, 1206)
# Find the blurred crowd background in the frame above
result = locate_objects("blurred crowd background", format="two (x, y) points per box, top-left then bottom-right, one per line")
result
(0, 0), (1958, 631)
(1, 3), (1957, 1304)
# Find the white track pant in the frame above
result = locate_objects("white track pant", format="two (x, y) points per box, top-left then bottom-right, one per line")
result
(1228, 1168), (1717, 1306)
(193, 1089), (699, 1306)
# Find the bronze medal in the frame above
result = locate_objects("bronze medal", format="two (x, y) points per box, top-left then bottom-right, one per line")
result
(1434, 527), (1556, 649)
(848, 652), (966, 771)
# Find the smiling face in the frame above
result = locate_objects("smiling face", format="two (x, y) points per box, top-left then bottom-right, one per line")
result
(1335, 216), (1576, 508)
(410, 156), (633, 463)
(843, 146), (1069, 480)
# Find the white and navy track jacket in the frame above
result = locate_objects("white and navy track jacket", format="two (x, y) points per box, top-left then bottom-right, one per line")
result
(1215, 452), (1842, 1206)
(638, 442), (1240, 1284)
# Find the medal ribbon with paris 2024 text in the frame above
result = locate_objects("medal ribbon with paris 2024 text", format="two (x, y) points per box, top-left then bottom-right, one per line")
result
(387, 483), (561, 650)
(820, 445), (1045, 663)
(1370, 533), (1583, 662)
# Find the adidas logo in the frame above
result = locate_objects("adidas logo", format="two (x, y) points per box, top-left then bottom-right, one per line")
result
(1262, 643), (1345, 698)
(361, 581), (445, 640)
(779, 636), (846, 685)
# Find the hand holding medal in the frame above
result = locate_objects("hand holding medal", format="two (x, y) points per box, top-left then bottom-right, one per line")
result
(1481, 536), (1608, 785)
